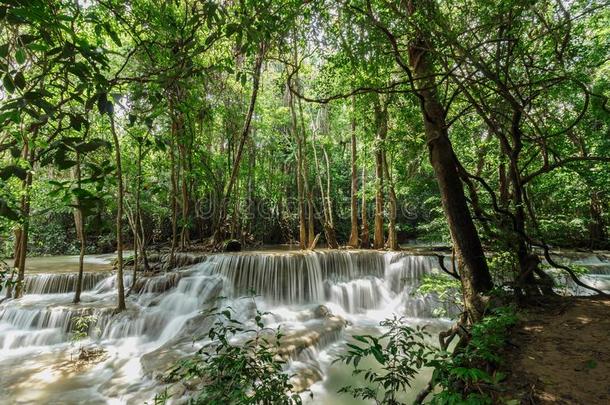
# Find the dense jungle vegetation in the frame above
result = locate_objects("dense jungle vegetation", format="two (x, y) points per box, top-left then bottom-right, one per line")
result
(0, 0), (609, 403)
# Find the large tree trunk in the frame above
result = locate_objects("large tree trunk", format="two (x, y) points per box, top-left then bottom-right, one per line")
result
(406, 0), (493, 321)
(110, 113), (126, 312)
(348, 95), (359, 247)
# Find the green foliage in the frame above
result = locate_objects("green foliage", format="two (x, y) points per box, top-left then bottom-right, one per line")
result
(335, 316), (435, 405)
(488, 252), (519, 285)
(428, 307), (518, 404)
(417, 273), (462, 317)
(337, 307), (518, 404)
(70, 314), (98, 343)
(165, 301), (302, 405)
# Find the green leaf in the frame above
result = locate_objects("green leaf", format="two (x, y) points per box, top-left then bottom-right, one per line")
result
(104, 23), (122, 47)
(14, 71), (25, 90)
(0, 198), (20, 221)
(370, 346), (386, 364)
(75, 139), (110, 153)
(69, 114), (84, 131)
(0, 165), (27, 181)
(97, 92), (108, 115)
(15, 48), (26, 64)
(3, 73), (15, 93)
(0, 43), (8, 58)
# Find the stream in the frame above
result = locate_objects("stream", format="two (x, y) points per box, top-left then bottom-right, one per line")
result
(0, 249), (608, 404)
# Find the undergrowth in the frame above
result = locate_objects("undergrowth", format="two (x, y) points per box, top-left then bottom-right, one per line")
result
(336, 306), (518, 404)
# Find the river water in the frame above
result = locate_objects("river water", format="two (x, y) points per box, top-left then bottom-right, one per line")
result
(0, 249), (608, 404)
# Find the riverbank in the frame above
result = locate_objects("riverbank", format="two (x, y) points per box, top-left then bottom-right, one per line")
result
(503, 296), (610, 404)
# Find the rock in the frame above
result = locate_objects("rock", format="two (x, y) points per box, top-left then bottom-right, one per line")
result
(166, 382), (187, 398)
(223, 239), (242, 252)
(290, 366), (323, 392)
(276, 315), (346, 360)
(313, 305), (331, 319)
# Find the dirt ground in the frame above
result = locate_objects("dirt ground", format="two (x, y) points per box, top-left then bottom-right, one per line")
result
(504, 296), (610, 404)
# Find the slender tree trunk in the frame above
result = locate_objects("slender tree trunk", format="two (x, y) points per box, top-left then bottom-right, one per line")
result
(139, 210), (150, 271)
(589, 192), (606, 248)
(130, 141), (143, 293)
(12, 145), (34, 299)
(322, 147), (339, 248)
(360, 165), (371, 248)
(169, 112), (179, 266)
(73, 151), (86, 303)
(289, 82), (307, 249)
(498, 159), (509, 207)
(214, 43), (265, 244)
(348, 95), (359, 247)
(110, 113), (126, 312)
(5, 228), (21, 299)
(179, 139), (190, 249)
(373, 96), (387, 249)
(383, 153), (399, 250)
(297, 97), (315, 246)
(312, 124), (338, 248)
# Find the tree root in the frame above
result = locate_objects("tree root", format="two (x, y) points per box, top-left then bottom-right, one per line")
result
(434, 254), (460, 280)
(414, 313), (470, 404)
(536, 244), (608, 297)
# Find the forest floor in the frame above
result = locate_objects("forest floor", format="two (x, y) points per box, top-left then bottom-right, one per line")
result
(503, 296), (610, 404)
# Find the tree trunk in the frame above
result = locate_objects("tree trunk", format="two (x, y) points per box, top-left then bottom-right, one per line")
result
(322, 146), (339, 248)
(498, 160), (509, 207)
(130, 141), (143, 293)
(169, 112), (179, 266)
(289, 81), (307, 249)
(406, 0), (493, 320)
(12, 145), (34, 299)
(73, 151), (86, 304)
(312, 122), (339, 249)
(214, 43), (265, 244)
(373, 96), (387, 249)
(383, 153), (399, 250)
(348, 95), (359, 247)
(589, 192), (606, 248)
(179, 127), (190, 249)
(360, 165), (371, 249)
(110, 113), (126, 312)
(297, 96), (315, 246)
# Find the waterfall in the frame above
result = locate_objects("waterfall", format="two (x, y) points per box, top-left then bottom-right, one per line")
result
(22, 272), (112, 295)
(0, 250), (448, 403)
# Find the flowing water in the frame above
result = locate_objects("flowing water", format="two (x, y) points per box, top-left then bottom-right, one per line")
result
(0, 249), (607, 404)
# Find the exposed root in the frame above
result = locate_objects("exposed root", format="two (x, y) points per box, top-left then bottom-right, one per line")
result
(538, 245), (608, 297)
(415, 312), (470, 404)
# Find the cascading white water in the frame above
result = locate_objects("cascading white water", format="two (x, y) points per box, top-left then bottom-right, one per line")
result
(0, 250), (454, 404)
(24, 272), (113, 295)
